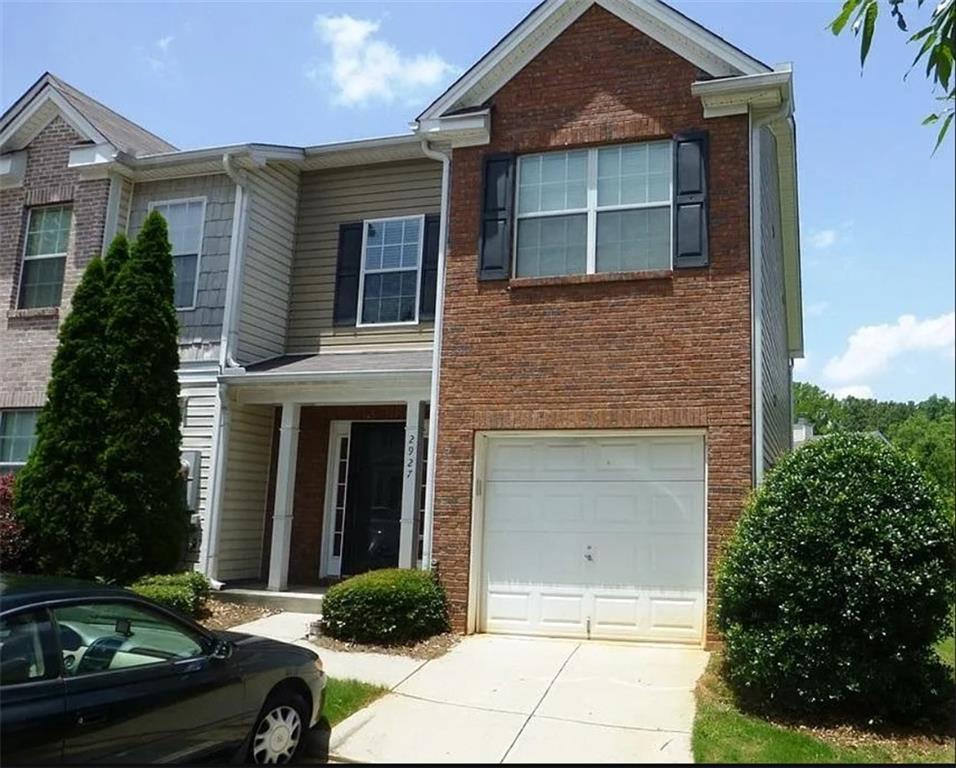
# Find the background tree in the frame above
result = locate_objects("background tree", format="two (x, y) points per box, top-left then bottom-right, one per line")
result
(830, 0), (955, 149)
(13, 257), (133, 578)
(103, 211), (186, 577)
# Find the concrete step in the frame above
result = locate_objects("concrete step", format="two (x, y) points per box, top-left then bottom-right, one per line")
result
(211, 586), (325, 614)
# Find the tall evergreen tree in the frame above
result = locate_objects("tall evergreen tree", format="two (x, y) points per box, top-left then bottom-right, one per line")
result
(103, 231), (130, 285)
(104, 211), (186, 576)
(15, 257), (135, 578)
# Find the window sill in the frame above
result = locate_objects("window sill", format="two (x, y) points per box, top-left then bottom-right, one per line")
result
(508, 269), (673, 289)
(7, 307), (60, 321)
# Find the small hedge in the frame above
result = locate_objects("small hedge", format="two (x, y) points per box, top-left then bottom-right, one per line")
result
(130, 571), (210, 617)
(717, 433), (955, 721)
(320, 568), (449, 645)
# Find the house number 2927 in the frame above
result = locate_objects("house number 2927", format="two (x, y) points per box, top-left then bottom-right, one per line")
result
(405, 432), (417, 479)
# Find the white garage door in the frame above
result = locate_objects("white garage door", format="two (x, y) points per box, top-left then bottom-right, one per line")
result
(480, 433), (705, 644)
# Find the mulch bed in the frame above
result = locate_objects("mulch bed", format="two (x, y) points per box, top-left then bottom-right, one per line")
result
(196, 599), (280, 631)
(306, 629), (459, 660)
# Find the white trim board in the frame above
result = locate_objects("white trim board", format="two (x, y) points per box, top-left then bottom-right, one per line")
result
(418, 0), (768, 123)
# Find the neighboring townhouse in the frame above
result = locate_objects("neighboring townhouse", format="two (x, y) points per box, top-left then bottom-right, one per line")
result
(1, 0), (803, 651)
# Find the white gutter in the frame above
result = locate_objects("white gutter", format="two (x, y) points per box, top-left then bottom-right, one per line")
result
(201, 151), (251, 586)
(750, 98), (792, 486)
(419, 139), (451, 571)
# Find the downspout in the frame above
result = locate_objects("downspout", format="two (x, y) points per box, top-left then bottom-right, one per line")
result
(750, 100), (790, 486)
(419, 139), (450, 571)
(201, 152), (251, 586)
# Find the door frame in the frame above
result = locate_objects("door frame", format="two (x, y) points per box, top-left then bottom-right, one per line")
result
(319, 419), (405, 579)
(466, 428), (709, 644)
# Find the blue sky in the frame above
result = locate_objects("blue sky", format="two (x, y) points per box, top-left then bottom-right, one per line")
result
(2, 1), (953, 402)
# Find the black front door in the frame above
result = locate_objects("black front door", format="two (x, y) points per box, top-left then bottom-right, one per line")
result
(342, 422), (405, 575)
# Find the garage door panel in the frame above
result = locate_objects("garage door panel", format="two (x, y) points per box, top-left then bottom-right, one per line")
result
(480, 434), (705, 644)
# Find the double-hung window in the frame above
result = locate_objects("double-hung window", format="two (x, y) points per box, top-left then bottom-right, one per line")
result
(148, 199), (205, 310)
(515, 141), (672, 277)
(19, 205), (71, 308)
(0, 409), (38, 474)
(358, 215), (424, 326)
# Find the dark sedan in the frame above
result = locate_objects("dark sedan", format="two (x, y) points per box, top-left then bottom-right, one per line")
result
(0, 574), (326, 765)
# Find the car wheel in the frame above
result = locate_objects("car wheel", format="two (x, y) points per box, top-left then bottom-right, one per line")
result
(248, 692), (309, 765)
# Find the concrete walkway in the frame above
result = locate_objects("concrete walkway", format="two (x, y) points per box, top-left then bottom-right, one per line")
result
(230, 614), (708, 763)
(330, 635), (708, 764)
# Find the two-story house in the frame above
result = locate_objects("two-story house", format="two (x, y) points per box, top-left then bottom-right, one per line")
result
(0, 0), (801, 648)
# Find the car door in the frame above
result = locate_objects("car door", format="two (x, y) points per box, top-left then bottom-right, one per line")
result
(0, 607), (67, 764)
(54, 599), (246, 764)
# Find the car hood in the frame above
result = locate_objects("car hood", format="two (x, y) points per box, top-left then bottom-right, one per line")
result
(214, 629), (320, 670)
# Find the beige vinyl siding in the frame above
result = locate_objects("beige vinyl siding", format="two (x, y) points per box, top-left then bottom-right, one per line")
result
(180, 385), (216, 521)
(759, 126), (792, 469)
(288, 159), (442, 352)
(115, 176), (134, 238)
(216, 403), (274, 581)
(237, 162), (300, 364)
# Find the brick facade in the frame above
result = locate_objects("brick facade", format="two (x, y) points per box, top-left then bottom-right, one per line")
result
(432, 6), (753, 638)
(0, 116), (110, 409)
(260, 405), (408, 585)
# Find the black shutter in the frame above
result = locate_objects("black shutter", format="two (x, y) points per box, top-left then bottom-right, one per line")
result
(333, 221), (363, 326)
(478, 153), (515, 281)
(419, 214), (440, 321)
(673, 131), (709, 269)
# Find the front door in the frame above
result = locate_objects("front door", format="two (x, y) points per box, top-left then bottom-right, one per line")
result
(341, 422), (405, 575)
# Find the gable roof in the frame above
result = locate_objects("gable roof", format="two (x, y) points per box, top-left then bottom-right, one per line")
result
(0, 72), (176, 156)
(417, 0), (770, 122)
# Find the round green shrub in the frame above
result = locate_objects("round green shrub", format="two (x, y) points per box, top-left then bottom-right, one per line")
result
(716, 433), (955, 720)
(129, 571), (210, 616)
(320, 568), (449, 645)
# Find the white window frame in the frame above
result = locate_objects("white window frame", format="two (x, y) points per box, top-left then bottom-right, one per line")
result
(513, 141), (674, 277)
(356, 214), (425, 328)
(321, 421), (352, 578)
(17, 205), (72, 310)
(147, 196), (207, 312)
(0, 408), (39, 473)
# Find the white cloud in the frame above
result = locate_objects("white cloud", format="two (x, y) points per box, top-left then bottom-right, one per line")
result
(793, 354), (810, 376)
(157, 35), (174, 54)
(809, 229), (838, 249)
(823, 311), (956, 383)
(142, 34), (175, 74)
(309, 15), (458, 106)
(805, 301), (829, 318)
(830, 385), (875, 400)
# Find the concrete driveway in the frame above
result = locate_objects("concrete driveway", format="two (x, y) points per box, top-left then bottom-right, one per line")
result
(329, 635), (708, 764)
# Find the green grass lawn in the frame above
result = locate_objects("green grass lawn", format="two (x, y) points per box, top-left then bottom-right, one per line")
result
(692, 649), (956, 764)
(321, 678), (388, 726)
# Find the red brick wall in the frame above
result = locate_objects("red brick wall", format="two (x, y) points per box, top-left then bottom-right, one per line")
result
(260, 405), (407, 585)
(0, 116), (110, 409)
(433, 5), (753, 638)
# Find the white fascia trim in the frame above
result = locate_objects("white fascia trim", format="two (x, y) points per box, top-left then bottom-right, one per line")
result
(691, 68), (793, 118)
(415, 111), (491, 148)
(221, 368), (432, 385)
(0, 86), (107, 151)
(418, 0), (768, 121)
(303, 133), (421, 157)
(0, 150), (27, 189)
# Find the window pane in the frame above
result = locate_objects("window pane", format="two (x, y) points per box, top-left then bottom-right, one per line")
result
(0, 610), (57, 685)
(597, 142), (670, 208)
(53, 602), (204, 676)
(153, 201), (203, 256)
(596, 208), (671, 273)
(516, 214), (587, 277)
(361, 268), (418, 324)
(24, 206), (71, 258)
(518, 151), (587, 214)
(173, 254), (198, 308)
(0, 410), (39, 465)
(19, 256), (66, 309)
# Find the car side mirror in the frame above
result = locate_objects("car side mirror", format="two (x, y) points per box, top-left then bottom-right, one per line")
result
(211, 639), (234, 661)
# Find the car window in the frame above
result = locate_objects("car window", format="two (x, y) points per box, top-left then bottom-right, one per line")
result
(52, 602), (206, 677)
(0, 610), (59, 685)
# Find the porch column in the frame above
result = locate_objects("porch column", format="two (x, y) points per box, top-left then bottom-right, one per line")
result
(398, 399), (424, 568)
(268, 403), (301, 591)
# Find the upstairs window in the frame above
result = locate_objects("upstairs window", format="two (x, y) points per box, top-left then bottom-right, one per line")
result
(19, 205), (71, 309)
(515, 141), (672, 278)
(0, 409), (38, 474)
(358, 216), (424, 326)
(149, 198), (205, 309)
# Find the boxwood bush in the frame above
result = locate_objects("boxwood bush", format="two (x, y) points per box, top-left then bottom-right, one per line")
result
(717, 433), (955, 720)
(130, 571), (210, 617)
(320, 568), (449, 644)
